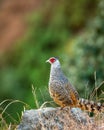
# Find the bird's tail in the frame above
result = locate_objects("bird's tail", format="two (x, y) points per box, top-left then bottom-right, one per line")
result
(77, 98), (104, 113)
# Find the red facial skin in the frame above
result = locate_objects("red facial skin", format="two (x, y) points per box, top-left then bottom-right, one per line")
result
(49, 57), (56, 64)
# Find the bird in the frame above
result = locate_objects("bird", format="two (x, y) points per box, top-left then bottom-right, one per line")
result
(46, 57), (104, 113)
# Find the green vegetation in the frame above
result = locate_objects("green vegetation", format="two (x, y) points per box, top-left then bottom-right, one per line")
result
(0, 0), (104, 128)
(63, 0), (104, 100)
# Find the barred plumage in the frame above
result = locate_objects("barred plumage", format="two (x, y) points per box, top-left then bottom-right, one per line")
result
(78, 98), (104, 113)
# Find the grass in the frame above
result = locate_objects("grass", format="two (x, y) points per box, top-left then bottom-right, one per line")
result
(0, 99), (30, 130)
(89, 72), (104, 103)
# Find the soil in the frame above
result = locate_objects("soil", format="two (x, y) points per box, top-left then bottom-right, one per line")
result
(0, 0), (42, 53)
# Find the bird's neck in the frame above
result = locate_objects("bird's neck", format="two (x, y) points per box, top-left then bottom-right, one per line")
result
(50, 64), (63, 79)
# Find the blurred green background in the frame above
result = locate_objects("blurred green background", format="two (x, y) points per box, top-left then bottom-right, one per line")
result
(0, 0), (104, 124)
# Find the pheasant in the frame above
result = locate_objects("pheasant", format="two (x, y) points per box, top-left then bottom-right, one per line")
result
(46, 57), (104, 113)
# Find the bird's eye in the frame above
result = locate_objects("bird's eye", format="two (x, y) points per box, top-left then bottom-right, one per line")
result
(50, 58), (56, 63)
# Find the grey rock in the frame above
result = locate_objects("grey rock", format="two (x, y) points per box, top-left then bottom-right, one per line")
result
(17, 107), (92, 130)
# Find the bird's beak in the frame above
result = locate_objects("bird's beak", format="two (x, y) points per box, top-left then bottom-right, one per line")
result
(46, 59), (49, 63)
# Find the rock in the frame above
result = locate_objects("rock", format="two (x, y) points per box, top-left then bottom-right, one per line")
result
(17, 107), (93, 130)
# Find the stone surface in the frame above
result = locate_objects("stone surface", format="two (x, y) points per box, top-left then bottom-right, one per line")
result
(17, 107), (93, 130)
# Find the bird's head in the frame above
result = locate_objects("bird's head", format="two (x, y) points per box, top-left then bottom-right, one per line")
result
(46, 57), (60, 68)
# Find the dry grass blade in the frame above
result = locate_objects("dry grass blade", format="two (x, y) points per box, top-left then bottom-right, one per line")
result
(32, 85), (40, 108)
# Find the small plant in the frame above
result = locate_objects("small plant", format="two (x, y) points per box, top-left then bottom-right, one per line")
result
(0, 99), (30, 130)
